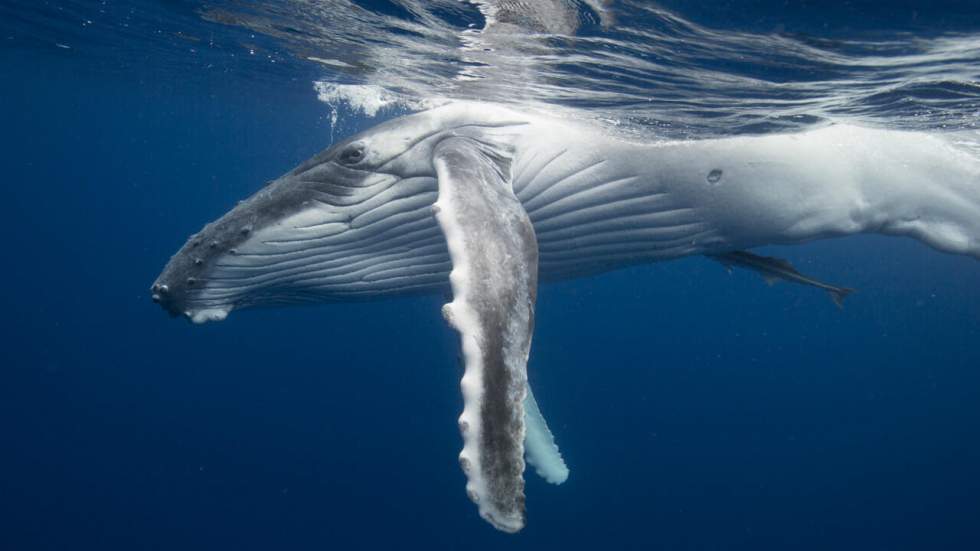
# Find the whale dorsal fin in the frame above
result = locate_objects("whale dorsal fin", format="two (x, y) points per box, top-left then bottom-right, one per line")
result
(432, 136), (537, 533)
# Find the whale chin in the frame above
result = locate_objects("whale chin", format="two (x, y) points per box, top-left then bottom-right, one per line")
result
(149, 280), (233, 324)
(187, 307), (231, 324)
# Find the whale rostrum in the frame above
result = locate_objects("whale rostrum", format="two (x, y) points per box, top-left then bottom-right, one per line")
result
(152, 101), (980, 531)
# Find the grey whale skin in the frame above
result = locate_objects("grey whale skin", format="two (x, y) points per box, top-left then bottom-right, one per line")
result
(152, 101), (980, 532)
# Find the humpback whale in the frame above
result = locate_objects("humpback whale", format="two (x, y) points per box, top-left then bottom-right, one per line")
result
(152, 102), (980, 532)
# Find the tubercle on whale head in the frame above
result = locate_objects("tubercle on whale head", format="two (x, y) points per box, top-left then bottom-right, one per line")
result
(148, 160), (316, 323)
(150, 214), (248, 324)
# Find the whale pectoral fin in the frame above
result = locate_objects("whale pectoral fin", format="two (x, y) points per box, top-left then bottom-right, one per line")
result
(524, 387), (569, 484)
(432, 137), (538, 533)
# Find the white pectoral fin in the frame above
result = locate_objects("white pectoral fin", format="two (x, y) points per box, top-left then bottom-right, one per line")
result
(433, 137), (538, 533)
(524, 388), (569, 484)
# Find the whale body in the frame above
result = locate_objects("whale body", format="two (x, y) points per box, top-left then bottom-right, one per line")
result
(152, 102), (980, 531)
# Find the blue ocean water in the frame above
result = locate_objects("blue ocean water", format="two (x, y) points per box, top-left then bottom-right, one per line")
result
(2, 1), (980, 549)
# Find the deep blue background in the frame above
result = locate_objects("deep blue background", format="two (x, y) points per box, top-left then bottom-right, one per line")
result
(3, 22), (980, 551)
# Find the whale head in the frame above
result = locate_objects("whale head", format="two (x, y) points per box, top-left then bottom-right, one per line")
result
(151, 102), (528, 323)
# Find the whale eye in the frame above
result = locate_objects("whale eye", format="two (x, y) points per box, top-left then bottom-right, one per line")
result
(338, 143), (366, 165)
